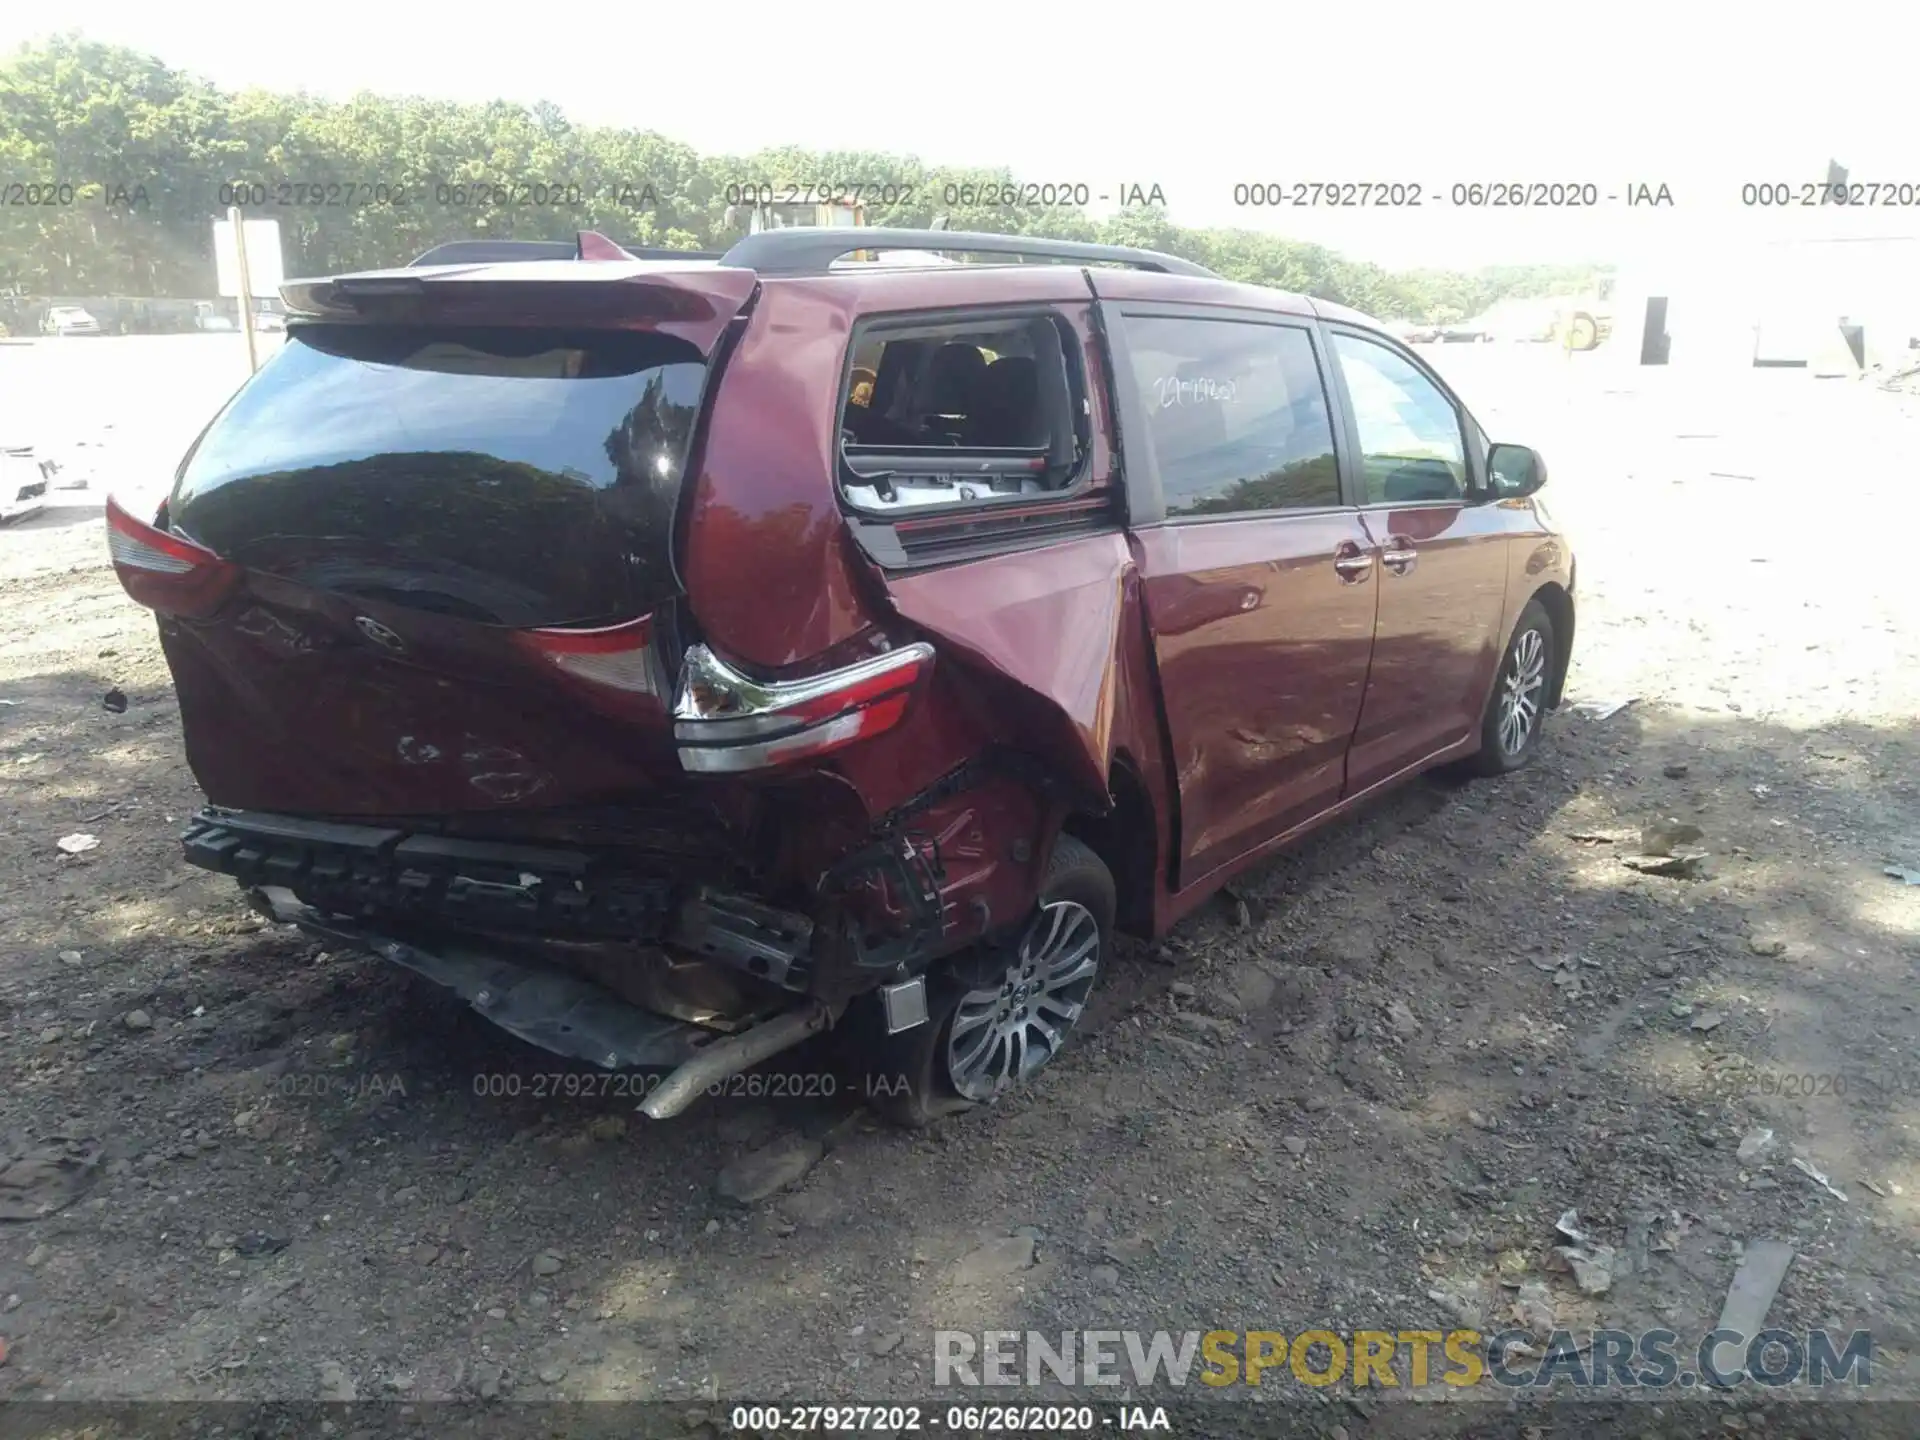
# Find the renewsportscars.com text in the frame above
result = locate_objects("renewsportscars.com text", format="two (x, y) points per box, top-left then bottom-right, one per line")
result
(935, 1327), (1873, 1390)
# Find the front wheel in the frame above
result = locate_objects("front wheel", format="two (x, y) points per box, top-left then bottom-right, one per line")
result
(863, 833), (1113, 1128)
(1467, 599), (1555, 776)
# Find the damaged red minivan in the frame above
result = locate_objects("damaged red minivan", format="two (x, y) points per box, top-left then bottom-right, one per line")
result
(108, 227), (1575, 1123)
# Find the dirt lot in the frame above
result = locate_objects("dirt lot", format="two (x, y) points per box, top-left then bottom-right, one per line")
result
(2, 335), (1918, 1422)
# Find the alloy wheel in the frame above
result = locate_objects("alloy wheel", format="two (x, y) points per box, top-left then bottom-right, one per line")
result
(1498, 626), (1548, 755)
(946, 900), (1100, 1103)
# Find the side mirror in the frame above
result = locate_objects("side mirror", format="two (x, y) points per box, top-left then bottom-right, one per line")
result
(1487, 442), (1547, 499)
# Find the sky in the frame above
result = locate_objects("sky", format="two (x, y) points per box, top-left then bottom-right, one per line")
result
(8, 2), (1916, 271)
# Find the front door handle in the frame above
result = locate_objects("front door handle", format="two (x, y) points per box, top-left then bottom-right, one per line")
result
(1381, 537), (1418, 575)
(1333, 542), (1373, 582)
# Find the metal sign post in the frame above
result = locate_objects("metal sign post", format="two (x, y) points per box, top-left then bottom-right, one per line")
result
(229, 206), (259, 374)
(213, 213), (281, 373)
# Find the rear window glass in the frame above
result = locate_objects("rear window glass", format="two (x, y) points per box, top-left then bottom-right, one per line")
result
(177, 325), (707, 503)
(168, 326), (709, 627)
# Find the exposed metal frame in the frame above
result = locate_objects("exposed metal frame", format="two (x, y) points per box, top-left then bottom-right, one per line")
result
(718, 228), (1216, 278)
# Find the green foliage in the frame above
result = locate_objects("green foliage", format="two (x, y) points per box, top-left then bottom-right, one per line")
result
(1, 35), (1609, 315)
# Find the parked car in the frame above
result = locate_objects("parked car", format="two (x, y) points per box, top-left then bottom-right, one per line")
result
(41, 306), (102, 336)
(1, 446), (51, 524)
(105, 228), (1574, 1124)
(193, 302), (236, 332)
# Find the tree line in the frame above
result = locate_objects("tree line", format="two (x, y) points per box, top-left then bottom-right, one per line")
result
(2, 35), (1604, 320)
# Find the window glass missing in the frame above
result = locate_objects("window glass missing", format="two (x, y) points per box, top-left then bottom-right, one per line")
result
(838, 313), (1083, 511)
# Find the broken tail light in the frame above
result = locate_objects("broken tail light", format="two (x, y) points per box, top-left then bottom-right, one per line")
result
(513, 615), (670, 717)
(673, 641), (934, 774)
(105, 494), (241, 618)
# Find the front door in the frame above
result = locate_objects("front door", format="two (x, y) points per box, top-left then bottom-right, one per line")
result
(1111, 308), (1378, 885)
(1325, 330), (1510, 793)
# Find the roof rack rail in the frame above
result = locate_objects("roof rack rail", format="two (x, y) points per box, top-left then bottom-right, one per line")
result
(408, 237), (724, 267)
(717, 227), (1216, 278)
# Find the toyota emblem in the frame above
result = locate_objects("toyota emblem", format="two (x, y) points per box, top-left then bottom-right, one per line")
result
(354, 616), (406, 652)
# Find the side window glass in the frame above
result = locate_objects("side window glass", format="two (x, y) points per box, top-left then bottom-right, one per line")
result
(1330, 334), (1467, 504)
(1122, 316), (1339, 517)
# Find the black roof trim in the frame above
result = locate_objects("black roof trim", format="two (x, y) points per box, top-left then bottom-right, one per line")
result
(407, 239), (725, 267)
(716, 228), (1216, 278)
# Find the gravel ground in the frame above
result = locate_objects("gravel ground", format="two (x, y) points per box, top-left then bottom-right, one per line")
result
(2, 336), (1918, 1426)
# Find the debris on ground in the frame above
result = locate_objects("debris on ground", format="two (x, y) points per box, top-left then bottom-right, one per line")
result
(0, 1136), (105, 1221)
(1747, 934), (1789, 957)
(101, 687), (127, 714)
(54, 833), (98, 855)
(1789, 1157), (1848, 1202)
(1708, 1241), (1795, 1387)
(716, 1136), (825, 1205)
(1884, 864), (1920, 886)
(1737, 1128), (1775, 1162)
(317, 1359), (357, 1402)
(1640, 818), (1705, 856)
(1569, 697), (1637, 720)
(1662, 762), (1690, 778)
(1622, 851), (1709, 879)
(1689, 1010), (1726, 1033)
(1546, 1209), (1616, 1296)
(1509, 1279), (1555, 1341)
(1624, 1210), (1682, 1273)
(954, 1234), (1037, 1284)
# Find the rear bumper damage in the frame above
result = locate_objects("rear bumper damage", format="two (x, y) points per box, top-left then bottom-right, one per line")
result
(248, 885), (833, 1119)
(182, 774), (1024, 1110)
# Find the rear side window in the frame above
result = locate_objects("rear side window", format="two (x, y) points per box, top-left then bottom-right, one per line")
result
(1328, 333), (1467, 504)
(837, 312), (1087, 511)
(1121, 316), (1339, 517)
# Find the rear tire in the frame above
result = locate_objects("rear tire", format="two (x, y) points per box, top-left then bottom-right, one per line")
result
(863, 834), (1114, 1128)
(1467, 599), (1555, 777)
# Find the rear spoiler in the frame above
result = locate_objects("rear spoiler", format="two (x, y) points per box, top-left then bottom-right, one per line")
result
(409, 233), (724, 267)
(280, 234), (761, 351)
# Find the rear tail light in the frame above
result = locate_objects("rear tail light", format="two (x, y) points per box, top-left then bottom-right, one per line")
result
(105, 494), (241, 618)
(513, 616), (669, 716)
(673, 641), (934, 774)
